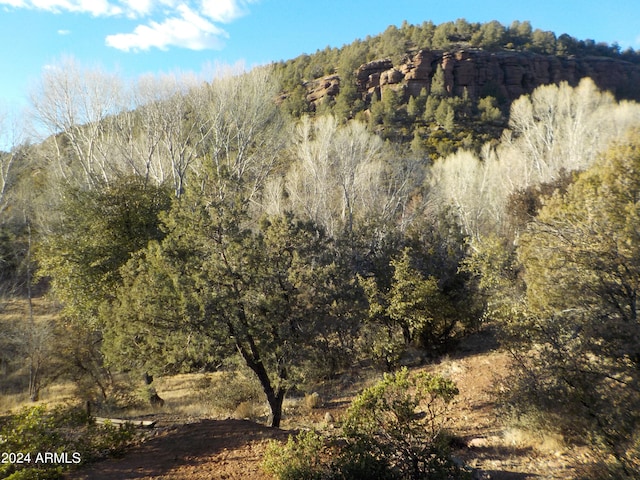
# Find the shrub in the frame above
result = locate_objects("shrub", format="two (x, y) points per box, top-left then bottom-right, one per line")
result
(263, 430), (328, 480)
(0, 405), (138, 479)
(198, 369), (265, 414)
(342, 368), (466, 480)
(303, 392), (321, 411)
(263, 368), (469, 480)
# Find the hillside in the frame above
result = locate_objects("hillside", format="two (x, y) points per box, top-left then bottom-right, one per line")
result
(274, 19), (640, 156)
(65, 329), (582, 480)
(1, 18), (640, 480)
(303, 48), (640, 109)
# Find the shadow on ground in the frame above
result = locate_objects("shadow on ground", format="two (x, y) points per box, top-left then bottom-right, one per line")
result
(66, 419), (290, 480)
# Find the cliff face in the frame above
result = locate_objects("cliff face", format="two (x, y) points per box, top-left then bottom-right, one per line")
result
(305, 49), (640, 107)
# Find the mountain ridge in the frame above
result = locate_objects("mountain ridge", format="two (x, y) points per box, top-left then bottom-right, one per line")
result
(273, 19), (640, 123)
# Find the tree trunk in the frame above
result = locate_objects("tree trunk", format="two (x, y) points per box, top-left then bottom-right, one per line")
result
(233, 334), (286, 428)
(246, 359), (286, 428)
(266, 388), (286, 428)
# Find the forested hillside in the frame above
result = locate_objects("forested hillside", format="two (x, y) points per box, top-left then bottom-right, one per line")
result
(1, 19), (640, 479)
(275, 18), (640, 157)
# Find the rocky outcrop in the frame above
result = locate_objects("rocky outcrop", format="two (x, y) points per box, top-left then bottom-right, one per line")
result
(304, 74), (340, 105)
(305, 49), (640, 107)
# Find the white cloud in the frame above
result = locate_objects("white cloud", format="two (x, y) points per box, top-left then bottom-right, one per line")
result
(118, 0), (152, 18)
(0, 0), (27, 7)
(105, 4), (228, 52)
(200, 0), (254, 23)
(0, 0), (257, 51)
(57, 28), (71, 35)
(0, 0), (256, 20)
(13, 0), (121, 16)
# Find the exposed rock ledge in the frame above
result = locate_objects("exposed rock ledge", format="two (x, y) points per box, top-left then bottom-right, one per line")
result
(304, 49), (640, 108)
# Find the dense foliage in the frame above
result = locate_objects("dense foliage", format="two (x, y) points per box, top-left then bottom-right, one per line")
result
(274, 18), (639, 95)
(274, 19), (640, 158)
(507, 131), (640, 476)
(0, 18), (639, 474)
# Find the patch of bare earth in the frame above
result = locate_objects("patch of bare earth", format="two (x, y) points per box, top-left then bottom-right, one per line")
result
(66, 418), (290, 480)
(438, 330), (581, 480)
(67, 328), (590, 480)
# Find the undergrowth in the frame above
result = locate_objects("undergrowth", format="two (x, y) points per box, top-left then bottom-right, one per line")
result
(0, 404), (139, 479)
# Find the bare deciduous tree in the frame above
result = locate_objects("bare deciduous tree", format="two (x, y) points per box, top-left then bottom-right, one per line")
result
(29, 56), (126, 187)
(0, 105), (26, 217)
(285, 116), (415, 238)
(429, 78), (640, 239)
(194, 64), (285, 204)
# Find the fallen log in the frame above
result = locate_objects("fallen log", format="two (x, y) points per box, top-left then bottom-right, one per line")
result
(94, 417), (157, 428)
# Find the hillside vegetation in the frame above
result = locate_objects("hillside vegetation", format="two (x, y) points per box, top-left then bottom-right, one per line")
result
(1, 19), (640, 479)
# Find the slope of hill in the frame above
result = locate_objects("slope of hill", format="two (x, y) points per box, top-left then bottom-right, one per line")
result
(305, 48), (640, 108)
(272, 19), (640, 158)
(65, 328), (587, 480)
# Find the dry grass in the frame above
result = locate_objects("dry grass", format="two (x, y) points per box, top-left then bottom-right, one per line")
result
(0, 297), (74, 415)
(0, 381), (77, 414)
(0, 302), (601, 479)
(502, 427), (566, 454)
(303, 392), (321, 410)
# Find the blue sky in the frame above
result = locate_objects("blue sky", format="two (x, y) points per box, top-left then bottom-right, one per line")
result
(0, 0), (639, 111)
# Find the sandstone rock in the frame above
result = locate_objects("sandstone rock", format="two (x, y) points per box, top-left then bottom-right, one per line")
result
(356, 58), (393, 84)
(304, 74), (340, 107)
(403, 49), (435, 80)
(367, 71), (382, 91)
(380, 68), (404, 85)
(304, 49), (640, 108)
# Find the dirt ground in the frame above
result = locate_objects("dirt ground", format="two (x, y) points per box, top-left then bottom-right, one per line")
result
(66, 418), (290, 480)
(66, 328), (589, 480)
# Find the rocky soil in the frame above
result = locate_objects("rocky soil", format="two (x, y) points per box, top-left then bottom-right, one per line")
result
(66, 328), (592, 480)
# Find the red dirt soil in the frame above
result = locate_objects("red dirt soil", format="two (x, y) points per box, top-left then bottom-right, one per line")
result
(66, 329), (589, 480)
(66, 418), (290, 480)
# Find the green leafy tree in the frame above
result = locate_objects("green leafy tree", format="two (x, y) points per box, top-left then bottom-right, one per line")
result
(507, 20), (533, 48)
(453, 18), (475, 41)
(35, 178), (172, 401)
(423, 96), (439, 123)
(361, 248), (461, 356)
(434, 99), (455, 132)
(477, 96), (503, 123)
(37, 178), (172, 325)
(406, 96), (420, 121)
(531, 29), (556, 54)
(431, 21), (456, 49)
(471, 20), (506, 49)
(381, 88), (405, 126)
(430, 65), (447, 98)
(334, 43), (367, 121)
(102, 241), (223, 376)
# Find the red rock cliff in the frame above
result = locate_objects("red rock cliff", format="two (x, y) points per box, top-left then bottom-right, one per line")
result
(305, 49), (640, 107)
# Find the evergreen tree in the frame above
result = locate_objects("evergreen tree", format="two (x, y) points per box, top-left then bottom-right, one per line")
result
(430, 64), (447, 98)
(508, 131), (640, 474)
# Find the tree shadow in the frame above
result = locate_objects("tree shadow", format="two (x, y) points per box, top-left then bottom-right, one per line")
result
(66, 418), (291, 479)
(451, 323), (502, 359)
(456, 440), (543, 480)
(477, 470), (541, 479)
